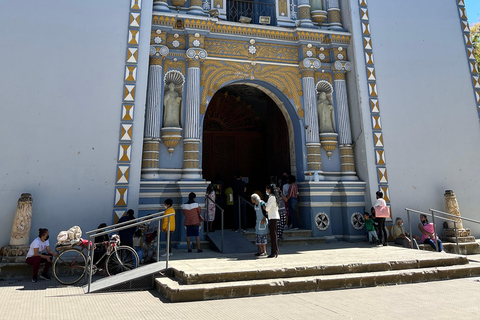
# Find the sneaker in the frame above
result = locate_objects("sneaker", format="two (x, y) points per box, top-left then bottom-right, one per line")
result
(197, 249), (203, 253)
(40, 273), (51, 280)
(255, 252), (262, 256)
(32, 277), (37, 283)
(291, 227), (298, 231)
(188, 248), (192, 253)
(260, 252), (267, 256)
(161, 252), (173, 257)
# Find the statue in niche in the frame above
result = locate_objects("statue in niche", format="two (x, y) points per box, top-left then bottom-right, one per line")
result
(163, 82), (182, 128)
(317, 91), (335, 133)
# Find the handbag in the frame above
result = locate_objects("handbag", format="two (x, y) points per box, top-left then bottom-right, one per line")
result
(375, 205), (390, 218)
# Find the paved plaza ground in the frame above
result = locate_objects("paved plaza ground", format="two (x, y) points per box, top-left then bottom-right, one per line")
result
(2, 242), (480, 319)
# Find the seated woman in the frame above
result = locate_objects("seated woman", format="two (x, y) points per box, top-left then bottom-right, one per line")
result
(392, 217), (418, 248)
(418, 214), (445, 252)
(26, 228), (57, 283)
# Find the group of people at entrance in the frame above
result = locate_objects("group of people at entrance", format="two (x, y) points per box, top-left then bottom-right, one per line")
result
(365, 191), (444, 252)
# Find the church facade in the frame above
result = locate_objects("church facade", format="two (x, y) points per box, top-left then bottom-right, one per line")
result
(1, 0), (480, 247)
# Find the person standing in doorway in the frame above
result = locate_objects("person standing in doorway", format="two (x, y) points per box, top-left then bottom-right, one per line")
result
(265, 185), (280, 258)
(205, 184), (216, 232)
(232, 172), (247, 232)
(182, 192), (203, 253)
(286, 175), (299, 230)
(374, 191), (389, 246)
(251, 193), (268, 256)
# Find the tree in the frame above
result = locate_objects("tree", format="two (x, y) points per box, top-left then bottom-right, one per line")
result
(471, 22), (480, 66)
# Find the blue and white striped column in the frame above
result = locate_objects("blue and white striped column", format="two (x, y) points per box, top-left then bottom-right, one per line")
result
(334, 72), (355, 174)
(182, 58), (202, 180)
(303, 74), (323, 173)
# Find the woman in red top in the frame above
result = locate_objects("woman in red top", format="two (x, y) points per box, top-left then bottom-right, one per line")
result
(182, 192), (203, 253)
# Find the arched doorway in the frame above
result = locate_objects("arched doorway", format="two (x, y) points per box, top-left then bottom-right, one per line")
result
(202, 84), (291, 198)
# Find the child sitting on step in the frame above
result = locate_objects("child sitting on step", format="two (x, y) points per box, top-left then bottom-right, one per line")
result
(364, 212), (378, 244)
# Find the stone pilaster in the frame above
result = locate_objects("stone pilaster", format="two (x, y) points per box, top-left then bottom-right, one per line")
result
(298, 0), (314, 28)
(182, 50), (206, 180)
(326, 0), (342, 29)
(141, 57), (164, 179)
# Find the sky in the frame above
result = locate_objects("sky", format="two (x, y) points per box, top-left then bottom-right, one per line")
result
(465, 0), (480, 24)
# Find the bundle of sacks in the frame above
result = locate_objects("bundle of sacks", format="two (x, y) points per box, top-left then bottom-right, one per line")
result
(57, 226), (82, 246)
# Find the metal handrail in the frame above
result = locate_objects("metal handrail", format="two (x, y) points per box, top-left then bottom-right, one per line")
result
(85, 211), (173, 293)
(429, 208), (480, 225)
(237, 195), (255, 232)
(405, 208), (459, 254)
(206, 195), (225, 252)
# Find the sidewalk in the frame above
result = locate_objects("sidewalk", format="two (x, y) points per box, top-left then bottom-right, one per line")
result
(1, 276), (479, 319)
(1, 242), (480, 319)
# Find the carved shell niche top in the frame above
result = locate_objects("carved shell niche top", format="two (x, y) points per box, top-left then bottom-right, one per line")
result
(164, 70), (185, 88)
(316, 80), (333, 94)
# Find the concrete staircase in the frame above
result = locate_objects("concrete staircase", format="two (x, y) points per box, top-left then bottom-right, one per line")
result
(154, 244), (480, 302)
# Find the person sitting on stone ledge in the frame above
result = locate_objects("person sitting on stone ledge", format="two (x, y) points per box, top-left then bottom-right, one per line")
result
(392, 217), (418, 249)
(26, 228), (57, 283)
(418, 214), (445, 253)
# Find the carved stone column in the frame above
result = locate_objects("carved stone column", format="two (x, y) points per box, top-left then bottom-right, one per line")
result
(298, 0), (314, 28)
(182, 46), (207, 180)
(188, 0), (205, 15)
(300, 58), (323, 178)
(442, 190), (475, 242)
(326, 0), (342, 29)
(153, 0), (170, 12)
(332, 53), (355, 176)
(0, 193), (33, 262)
(142, 54), (166, 179)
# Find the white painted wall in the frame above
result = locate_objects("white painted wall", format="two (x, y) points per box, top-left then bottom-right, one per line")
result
(0, 0), (151, 247)
(347, 0), (480, 236)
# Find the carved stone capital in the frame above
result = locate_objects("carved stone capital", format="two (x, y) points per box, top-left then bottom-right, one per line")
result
(186, 48), (207, 60)
(334, 60), (352, 72)
(300, 58), (322, 73)
(150, 45), (169, 58)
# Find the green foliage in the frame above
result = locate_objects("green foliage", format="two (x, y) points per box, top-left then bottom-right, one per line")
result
(471, 22), (480, 67)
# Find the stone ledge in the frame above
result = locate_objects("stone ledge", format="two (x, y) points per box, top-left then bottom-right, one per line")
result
(156, 262), (480, 302)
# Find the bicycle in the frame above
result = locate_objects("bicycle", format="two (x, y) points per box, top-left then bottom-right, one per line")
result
(53, 235), (139, 285)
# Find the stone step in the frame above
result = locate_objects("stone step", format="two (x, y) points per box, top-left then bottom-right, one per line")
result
(170, 255), (468, 285)
(243, 229), (312, 240)
(155, 262), (480, 302)
(247, 237), (327, 246)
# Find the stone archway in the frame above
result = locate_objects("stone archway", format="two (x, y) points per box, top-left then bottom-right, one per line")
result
(202, 83), (292, 194)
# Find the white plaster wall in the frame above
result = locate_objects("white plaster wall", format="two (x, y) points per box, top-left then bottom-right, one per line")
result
(0, 0), (151, 247)
(348, 0), (480, 235)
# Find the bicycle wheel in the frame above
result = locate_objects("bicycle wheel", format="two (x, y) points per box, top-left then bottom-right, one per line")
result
(53, 249), (87, 285)
(106, 246), (139, 276)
